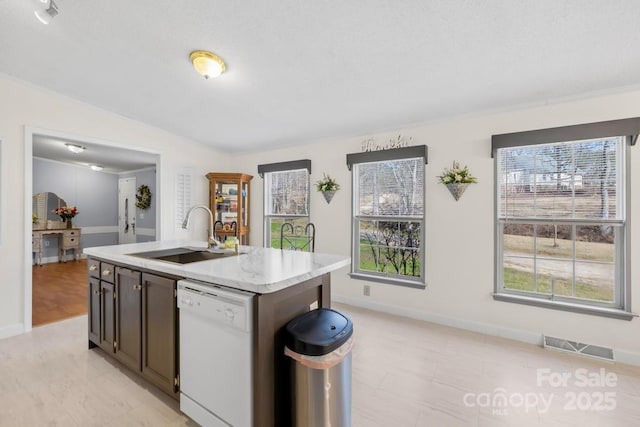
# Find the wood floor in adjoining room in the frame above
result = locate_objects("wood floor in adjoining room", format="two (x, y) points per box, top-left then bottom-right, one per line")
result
(32, 259), (88, 326)
(6, 286), (640, 425)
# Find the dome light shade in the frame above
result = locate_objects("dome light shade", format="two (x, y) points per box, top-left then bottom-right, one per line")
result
(34, 0), (58, 25)
(190, 50), (226, 79)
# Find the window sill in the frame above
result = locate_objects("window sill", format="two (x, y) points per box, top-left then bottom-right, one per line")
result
(493, 293), (635, 321)
(350, 272), (426, 289)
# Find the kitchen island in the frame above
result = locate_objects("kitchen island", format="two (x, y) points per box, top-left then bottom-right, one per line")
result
(84, 240), (350, 427)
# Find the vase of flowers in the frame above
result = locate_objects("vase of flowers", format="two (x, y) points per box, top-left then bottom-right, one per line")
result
(53, 206), (79, 229)
(316, 174), (340, 204)
(437, 161), (477, 201)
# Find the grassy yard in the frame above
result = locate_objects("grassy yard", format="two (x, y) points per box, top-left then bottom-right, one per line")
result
(269, 218), (313, 250)
(503, 234), (613, 262)
(359, 244), (421, 276)
(503, 267), (613, 301)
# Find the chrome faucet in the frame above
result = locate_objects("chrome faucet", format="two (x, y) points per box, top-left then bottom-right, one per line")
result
(181, 205), (222, 249)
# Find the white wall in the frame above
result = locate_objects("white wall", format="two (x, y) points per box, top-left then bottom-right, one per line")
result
(233, 89), (640, 363)
(0, 75), (230, 338)
(3, 72), (640, 363)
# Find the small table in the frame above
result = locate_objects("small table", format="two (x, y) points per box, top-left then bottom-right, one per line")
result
(32, 228), (81, 265)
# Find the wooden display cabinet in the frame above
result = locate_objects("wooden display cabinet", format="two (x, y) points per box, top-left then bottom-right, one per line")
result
(206, 172), (253, 245)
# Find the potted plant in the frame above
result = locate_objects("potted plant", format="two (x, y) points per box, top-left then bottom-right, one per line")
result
(316, 173), (340, 204)
(437, 161), (477, 201)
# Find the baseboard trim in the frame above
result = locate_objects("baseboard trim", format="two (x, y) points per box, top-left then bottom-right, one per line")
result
(136, 227), (155, 237)
(0, 323), (24, 340)
(332, 294), (640, 367)
(80, 226), (155, 237)
(35, 254), (87, 265)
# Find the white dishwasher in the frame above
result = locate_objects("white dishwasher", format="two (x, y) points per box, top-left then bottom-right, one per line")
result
(177, 279), (254, 427)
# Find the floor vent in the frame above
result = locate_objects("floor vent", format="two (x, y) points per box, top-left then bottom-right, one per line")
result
(543, 335), (615, 362)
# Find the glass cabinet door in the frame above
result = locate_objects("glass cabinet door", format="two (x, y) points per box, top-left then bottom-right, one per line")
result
(215, 181), (239, 225)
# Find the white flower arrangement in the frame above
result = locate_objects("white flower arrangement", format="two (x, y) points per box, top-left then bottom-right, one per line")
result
(437, 161), (478, 184)
(316, 174), (340, 192)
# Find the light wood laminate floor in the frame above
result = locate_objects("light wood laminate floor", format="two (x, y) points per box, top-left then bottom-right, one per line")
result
(2, 299), (640, 425)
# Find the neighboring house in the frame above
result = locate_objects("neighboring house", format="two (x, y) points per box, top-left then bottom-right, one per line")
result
(501, 170), (584, 192)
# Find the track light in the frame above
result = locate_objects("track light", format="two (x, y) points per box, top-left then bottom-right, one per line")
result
(34, 0), (59, 25)
(65, 143), (85, 154)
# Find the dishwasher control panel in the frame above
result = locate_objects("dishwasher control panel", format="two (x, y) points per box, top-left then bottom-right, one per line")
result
(177, 280), (254, 332)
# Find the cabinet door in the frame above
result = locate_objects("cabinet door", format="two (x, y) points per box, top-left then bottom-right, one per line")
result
(141, 273), (178, 395)
(115, 267), (142, 372)
(99, 281), (115, 353)
(88, 277), (101, 344)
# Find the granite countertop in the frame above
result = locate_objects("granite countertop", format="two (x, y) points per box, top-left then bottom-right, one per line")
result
(83, 240), (351, 294)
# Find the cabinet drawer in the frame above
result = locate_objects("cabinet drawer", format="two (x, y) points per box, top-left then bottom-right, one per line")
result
(63, 236), (80, 248)
(64, 230), (79, 238)
(88, 258), (101, 278)
(101, 262), (115, 283)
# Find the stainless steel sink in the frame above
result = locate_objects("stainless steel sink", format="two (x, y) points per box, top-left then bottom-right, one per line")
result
(128, 247), (242, 264)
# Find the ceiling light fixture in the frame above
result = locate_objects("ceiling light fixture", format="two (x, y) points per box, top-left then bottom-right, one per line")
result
(189, 50), (226, 79)
(34, 0), (59, 25)
(65, 143), (85, 154)
(90, 164), (104, 172)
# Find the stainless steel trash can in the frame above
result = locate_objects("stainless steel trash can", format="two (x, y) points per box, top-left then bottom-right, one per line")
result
(285, 308), (354, 427)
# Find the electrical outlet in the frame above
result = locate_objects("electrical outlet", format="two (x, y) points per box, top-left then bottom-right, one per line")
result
(363, 285), (370, 296)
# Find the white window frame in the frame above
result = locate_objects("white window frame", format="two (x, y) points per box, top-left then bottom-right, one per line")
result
(347, 146), (428, 288)
(258, 160), (311, 249)
(491, 118), (639, 320)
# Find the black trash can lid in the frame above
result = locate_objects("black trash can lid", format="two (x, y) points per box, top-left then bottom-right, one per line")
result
(285, 308), (353, 356)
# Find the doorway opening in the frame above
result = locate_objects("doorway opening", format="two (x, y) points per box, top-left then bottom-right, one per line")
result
(26, 127), (161, 329)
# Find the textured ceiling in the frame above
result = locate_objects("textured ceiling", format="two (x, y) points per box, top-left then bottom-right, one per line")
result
(3, 1), (640, 152)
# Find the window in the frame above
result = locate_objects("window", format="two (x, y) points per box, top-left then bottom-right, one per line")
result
(347, 146), (427, 287)
(492, 118), (639, 319)
(258, 160), (311, 249)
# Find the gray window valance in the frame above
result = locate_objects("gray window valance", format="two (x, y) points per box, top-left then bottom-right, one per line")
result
(491, 117), (640, 157)
(346, 145), (428, 171)
(257, 159), (311, 178)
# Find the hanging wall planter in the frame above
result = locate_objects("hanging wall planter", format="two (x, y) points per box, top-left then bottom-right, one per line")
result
(316, 173), (340, 204)
(445, 183), (470, 201)
(438, 161), (477, 201)
(322, 190), (336, 204)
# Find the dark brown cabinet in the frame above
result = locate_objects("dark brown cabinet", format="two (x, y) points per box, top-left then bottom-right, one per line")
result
(115, 267), (142, 372)
(88, 277), (101, 343)
(87, 258), (179, 398)
(100, 281), (115, 353)
(141, 273), (178, 394)
(88, 259), (116, 354)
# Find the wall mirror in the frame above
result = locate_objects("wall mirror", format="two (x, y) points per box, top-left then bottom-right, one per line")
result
(33, 192), (67, 229)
